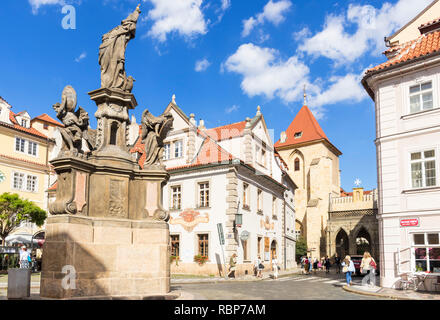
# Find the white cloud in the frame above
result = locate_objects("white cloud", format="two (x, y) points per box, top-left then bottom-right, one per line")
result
(29, 0), (65, 14)
(195, 58), (211, 72)
(75, 52), (87, 63)
(144, 0), (207, 42)
(299, 0), (432, 65)
(224, 43), (367, 119)
(242, 0), (291, 37)
(221, 0), (230, 11)
(225, 105), (239, 114)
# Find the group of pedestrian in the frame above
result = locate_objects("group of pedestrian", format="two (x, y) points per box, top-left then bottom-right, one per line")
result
(301, 256), (331, 274)
(341, 251), (377, 287)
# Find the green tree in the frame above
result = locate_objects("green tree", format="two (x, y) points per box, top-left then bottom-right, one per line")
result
(295, 236), (308, 261)
(0, 193), (47, 246)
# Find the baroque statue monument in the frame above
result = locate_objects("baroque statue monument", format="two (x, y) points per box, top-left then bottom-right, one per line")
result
(40, 5), (175, 299)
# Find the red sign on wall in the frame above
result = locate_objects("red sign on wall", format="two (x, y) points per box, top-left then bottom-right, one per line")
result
(400, 218), (419, 227)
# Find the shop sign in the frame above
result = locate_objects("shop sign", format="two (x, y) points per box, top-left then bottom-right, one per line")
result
(240, 230), (250, 241)
(400, 218), (419, 227)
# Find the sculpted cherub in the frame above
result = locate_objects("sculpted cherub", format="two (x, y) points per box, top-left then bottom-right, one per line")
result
(53, 85), (95, 155)
(141, 109), (174, 167)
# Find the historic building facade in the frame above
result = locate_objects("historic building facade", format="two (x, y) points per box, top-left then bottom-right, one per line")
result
(275, 104), (342, 260)
(327, 187), (379, 260)
(362, 2), (440, 289)
(0, 97), (62, 244)
(131, 99), (297, 276)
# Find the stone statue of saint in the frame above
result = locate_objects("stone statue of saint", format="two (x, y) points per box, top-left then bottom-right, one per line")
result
(99, 4), (141, 92)
(141, 109), (174, 167)
(53, 85), (96, 155)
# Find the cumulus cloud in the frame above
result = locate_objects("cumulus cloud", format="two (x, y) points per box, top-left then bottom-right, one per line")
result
(29, 0), (65, 14)
(144, 0), (207, 42)
(242, 0), (291, 37)
(75, 52), (87, 63)
(224, 43), (367, 119)
(299, 0), (432, 65)
(195, 58), (211, 72)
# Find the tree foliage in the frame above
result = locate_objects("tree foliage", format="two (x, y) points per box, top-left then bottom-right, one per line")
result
(0, 193), (47, 245)
(295, 236), (308, 259)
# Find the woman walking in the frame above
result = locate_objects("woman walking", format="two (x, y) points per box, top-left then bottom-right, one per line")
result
(360, 251), (377, 287)
(313, 258), (318, 274)
(324, 256), (331, 274)
(254, 255), (263, 278)
(304, 257), (310, 275)
(228, 253), (237, 279)
(341, 255), (355, 286)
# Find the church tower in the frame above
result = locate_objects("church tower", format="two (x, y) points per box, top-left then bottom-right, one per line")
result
(275, 104), (342, 260)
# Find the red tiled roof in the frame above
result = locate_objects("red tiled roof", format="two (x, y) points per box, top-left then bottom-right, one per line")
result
(47, 181), (58, 192)
(204, 121), (247, 141)
(368, 30), (440, 73)
(340, 187), (372, 197)
(32, 114), (64, 127)
(2, 111), (48, 139)
(274, 105), (329, 148)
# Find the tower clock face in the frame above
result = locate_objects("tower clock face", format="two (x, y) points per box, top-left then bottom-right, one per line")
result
(0, 171), (5, 183)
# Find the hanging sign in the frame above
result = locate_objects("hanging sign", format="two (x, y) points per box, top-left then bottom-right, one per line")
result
(240, 230), (250, 241)
(217, 223), (225, 245)
(400, 218), (419, 227)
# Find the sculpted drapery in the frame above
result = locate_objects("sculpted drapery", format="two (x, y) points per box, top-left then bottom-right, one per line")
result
(99, 5), (140, 92)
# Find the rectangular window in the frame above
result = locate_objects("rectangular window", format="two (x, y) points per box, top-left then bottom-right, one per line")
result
(409, 81), (433, 113)
(257, 189), (263, 213)
(171, 186), (182, 210)
(174, 140), (183, 158)
(257, 237), (262, 256)
(256, 146), (261, 163)
(26, 175), (37, 192)
(163, 143), (170, 160)
(262, 149), (266, 167)
(272, 196), (277, 218)
(243, 183), (250, 209)
(15, 137), (25, 153)
(411, 150), (436, 188)
(28, 141), (37, 156)
(21, 119), (28, 128)
(171, 235), (180, 257)
(242, 240), (249, 261)
(199, 182), (210, 208)
(412, 232), (440, 273)
(198, 234), (209, 257)
(43, 124), (49, 130)
(13, 172), (24, 190)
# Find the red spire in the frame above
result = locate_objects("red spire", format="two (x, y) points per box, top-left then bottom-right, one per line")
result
(275, 105), (329, 148)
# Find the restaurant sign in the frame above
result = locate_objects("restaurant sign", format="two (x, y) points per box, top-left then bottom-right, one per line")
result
(400, 218), (419, 227)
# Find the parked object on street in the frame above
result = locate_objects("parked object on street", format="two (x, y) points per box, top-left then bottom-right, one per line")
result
(7, 268), (31, 299)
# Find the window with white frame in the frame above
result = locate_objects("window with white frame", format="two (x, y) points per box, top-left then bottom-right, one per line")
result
(272, 196), (277, 218)
(28, 141), (37, 156)
(410, 150), (436, 188)
(13, 172), (24, 190)
(171, 186), (181, 210)
(243, 183), (250, 209)
(412, 232), (440, 273)
(198, 182), (209, 208)
(174, 140), (183, 158)
(21, 119), (28, 128)
(256, 146), (261, 163)
(163, 143), (170, 160)
(26, 175), (37, 192)
(262, 149), (266, 167)
(15, 137), (25, 153)
(257, 189), (263, 213)
(409, 81), (434, 114)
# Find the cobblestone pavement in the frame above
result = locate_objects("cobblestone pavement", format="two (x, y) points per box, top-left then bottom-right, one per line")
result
(172, 272), (389, 300)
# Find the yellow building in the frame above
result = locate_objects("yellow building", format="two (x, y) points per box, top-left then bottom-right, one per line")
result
(275, 104), (342, 260)
(0, 97), (61, 244)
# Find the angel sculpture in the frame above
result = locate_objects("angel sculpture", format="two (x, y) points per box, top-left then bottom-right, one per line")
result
(141, 109), (174, 167)
(53, 85), (96, 155)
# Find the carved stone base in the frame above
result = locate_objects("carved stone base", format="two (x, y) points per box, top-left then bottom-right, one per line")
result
(40, 215), (170, 300)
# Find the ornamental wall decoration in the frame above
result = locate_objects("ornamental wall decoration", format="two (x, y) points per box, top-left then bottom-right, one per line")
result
(260, 216), (274, 231)
(170, 209), (209, 232)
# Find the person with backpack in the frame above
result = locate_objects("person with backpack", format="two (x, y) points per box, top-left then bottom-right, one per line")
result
(360, 251), (377, 287)
(341, 255), (355, 286)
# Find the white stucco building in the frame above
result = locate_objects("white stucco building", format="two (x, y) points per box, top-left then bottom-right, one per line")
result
(362, 2), (440, 290)
(131, 100), (297, 276)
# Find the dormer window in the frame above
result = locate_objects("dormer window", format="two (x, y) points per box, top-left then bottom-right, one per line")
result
(294, 132), (303, 139)
(21, 119), (28, 128)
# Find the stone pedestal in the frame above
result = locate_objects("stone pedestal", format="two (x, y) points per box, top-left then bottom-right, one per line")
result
(40, 215), (170, 299)
(7, 269), (31, 299)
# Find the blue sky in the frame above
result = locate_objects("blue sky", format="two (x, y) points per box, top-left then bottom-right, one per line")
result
(0, 0), (434, 191)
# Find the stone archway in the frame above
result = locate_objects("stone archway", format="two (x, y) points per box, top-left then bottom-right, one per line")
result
(335, 229), (349, 258)
(355, 227), (372, 256)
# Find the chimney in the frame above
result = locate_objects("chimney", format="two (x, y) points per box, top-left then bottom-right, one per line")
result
(280, 131), (287, 143)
